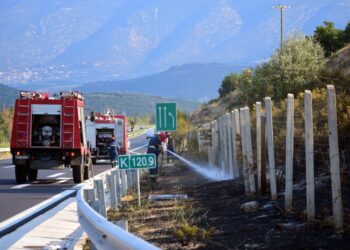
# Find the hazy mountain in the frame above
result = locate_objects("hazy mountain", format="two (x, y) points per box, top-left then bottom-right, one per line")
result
(0, 0), (349, 86)
(0, 84), (19, 108)
(0, 84), (199, 116)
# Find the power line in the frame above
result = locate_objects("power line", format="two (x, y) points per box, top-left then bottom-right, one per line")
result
(273, 4), (291, 52)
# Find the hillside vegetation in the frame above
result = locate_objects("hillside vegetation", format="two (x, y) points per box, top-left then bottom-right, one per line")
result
(192, 21), (350, 124)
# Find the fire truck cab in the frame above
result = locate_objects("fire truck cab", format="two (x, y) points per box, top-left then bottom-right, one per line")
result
(10, 91), (93, 184)
(86, 111), (129, 164)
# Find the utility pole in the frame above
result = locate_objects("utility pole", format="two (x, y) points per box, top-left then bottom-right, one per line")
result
(273, 4), (291, 51)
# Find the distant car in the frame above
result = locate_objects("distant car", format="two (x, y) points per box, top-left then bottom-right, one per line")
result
(140, 126), (144, 129)
(146, 129), (155, 139)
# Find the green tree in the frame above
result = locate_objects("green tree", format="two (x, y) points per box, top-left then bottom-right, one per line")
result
(218, 73), (239, 97)
(343, 22), (350, 44)
(268, 32), (325, 100)
(314, 21), (343, 57)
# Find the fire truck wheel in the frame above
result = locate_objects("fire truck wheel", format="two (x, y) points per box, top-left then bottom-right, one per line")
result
(28, 169), (38, 181)
(72, 164), (84, 183)
(15, 165), (27, 184)
(92, 158), (97, 165)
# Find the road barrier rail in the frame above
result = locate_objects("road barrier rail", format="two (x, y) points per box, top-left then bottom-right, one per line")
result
(76, 168), (160, 250)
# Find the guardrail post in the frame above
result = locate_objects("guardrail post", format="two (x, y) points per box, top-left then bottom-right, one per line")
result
(222, 114), (229, 175)
(265, 97), (277, 200)
(260, 113), (267, 195)
(121, 170), (128, 195)
(285, 94), (295, 211)
(304, 90), (315, 221)
(239, 108), (250, 194)
(113, 169), (122, 206)
(244, 107), (256, 193)
(108, 173), (118, 210)
(327, 85), (344, 232)
(94, 179), (107, 217)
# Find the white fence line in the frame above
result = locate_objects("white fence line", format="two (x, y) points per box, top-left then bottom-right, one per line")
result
(77, 169), (160, 250)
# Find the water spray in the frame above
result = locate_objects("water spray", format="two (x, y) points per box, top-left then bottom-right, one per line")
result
(167, 150), (232, 181)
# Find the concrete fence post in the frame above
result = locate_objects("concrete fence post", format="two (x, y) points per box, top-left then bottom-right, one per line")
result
(239, 108), (250, 194)
(244, 107), (256, 193)
(256, 102), (262, 192)
(114, 169), (122, 205)
(226, 113), (234, 178)
(327, 85), (344, 232)
(285, 94), (295, 211)
(304, 90), (315, 220)
(222, 115), (229, 174)
(94, 179), (107, 218)
(265, 97), (277, 200)
(230, 111), (239, 178)
(235, 109), (240, 136)
(213, 120), (219, 167)
(260, 113), (267, 195)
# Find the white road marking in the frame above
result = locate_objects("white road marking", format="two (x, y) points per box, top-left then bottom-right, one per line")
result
(4, 165), (15, 169)
(55, 179), (69, 184)
(130, 143), (148, 153)
(11, 184), (31, 189)
(46, 173), (65, 178)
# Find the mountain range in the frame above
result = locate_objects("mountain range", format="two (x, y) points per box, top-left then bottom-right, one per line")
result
(0, 0), (349, 99)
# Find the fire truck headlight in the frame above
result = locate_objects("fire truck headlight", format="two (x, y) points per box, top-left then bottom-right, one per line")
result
(16, 151), (20, 156)
(62, 156), (66, 160)
(70, 152), (75, 157)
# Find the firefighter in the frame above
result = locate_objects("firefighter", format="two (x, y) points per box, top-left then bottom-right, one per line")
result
(147, 133), (162, 178)
(108, 136), (119, 168)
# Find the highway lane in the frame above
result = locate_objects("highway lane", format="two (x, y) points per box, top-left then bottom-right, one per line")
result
(0, 133), (149, 223)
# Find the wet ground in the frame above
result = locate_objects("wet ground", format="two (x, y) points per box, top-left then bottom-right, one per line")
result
(114, 158), (350, 250)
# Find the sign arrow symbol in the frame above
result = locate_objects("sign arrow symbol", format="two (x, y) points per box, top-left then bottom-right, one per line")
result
(158, 106), (162, 128)
(164, 106), (167, 128)
(169, 112), (175, 128)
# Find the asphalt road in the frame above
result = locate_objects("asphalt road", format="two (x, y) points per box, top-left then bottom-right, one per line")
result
(0, 133), (149, 223)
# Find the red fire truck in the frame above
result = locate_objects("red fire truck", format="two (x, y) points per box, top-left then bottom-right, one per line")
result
(86, 110), (129, 164)
(10, 91), (93, 184)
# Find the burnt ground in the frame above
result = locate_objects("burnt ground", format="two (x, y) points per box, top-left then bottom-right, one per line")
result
(110, 158), (350, 250)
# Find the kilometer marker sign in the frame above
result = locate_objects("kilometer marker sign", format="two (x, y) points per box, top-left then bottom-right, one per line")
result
(118, 154), (156, 170)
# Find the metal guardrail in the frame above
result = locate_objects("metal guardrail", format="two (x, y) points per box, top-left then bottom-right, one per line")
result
(0, 147), (10, 152)
(76, 170), (160, 250)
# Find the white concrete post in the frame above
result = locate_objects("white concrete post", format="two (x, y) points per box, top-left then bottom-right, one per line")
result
(304, 90), (315, 220)
(244, 107), (256, 193)
(235, 109), (240, 136)
(265, 97), (277, 200)
(94, 179), (107, 217)
(213, 120), (219, 167)
(230, 111), (239, 178)
(226, 113), (234, 178)
(256, 102), (262, 192)
(285, 94), (295, 211)
(240, 108), (250, 194)
(84, 188), (98, 212)
(224, 114), (230, 174)
(327, 85), (344, 232)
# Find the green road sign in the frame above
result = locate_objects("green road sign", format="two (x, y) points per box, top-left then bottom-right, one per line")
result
(118, 154), (157, 170)
(156, 103), (177, 131)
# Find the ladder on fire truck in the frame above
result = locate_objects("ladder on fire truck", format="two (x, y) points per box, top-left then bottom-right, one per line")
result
(61, 93), (76, 148)
(16, 98), (31, 147)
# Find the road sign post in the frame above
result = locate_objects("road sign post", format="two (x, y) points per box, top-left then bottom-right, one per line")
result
(156, 103), (177, 131)
(118, 153), (157, 207)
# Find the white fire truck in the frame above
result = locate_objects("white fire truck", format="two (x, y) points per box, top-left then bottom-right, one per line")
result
(10, 91), (93, 184)
(86, 110), (129, 164)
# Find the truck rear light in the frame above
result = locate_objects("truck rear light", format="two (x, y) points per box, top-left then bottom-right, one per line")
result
(16, 151), (20, 156)
(70, 152), (75, 157)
